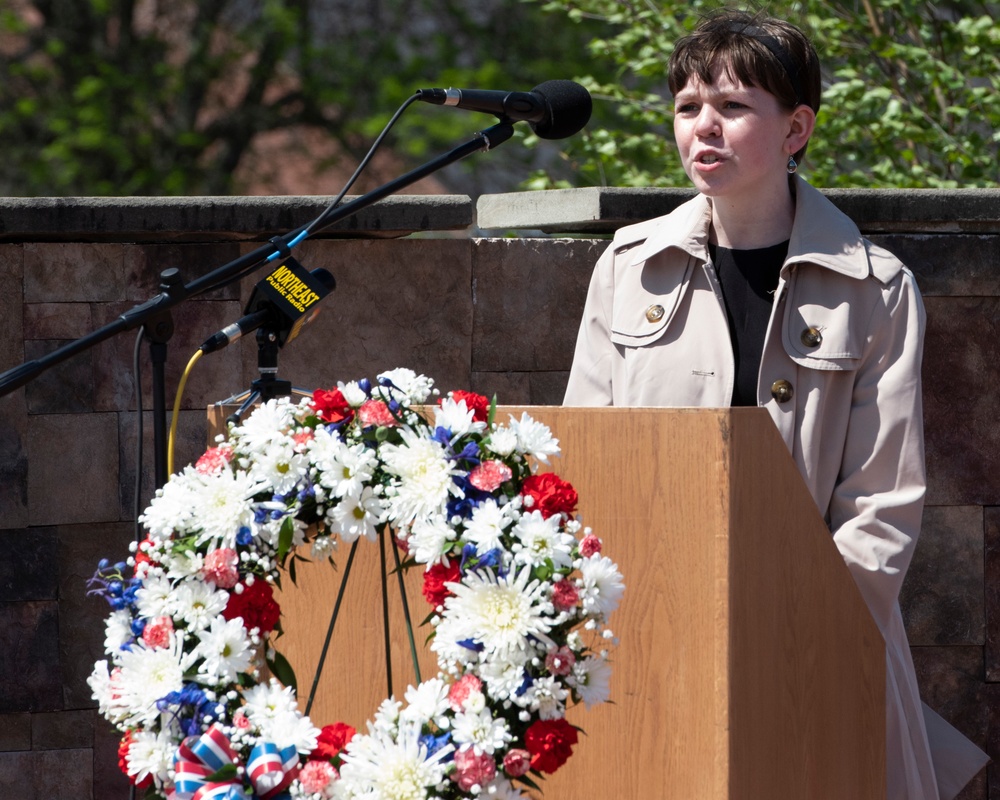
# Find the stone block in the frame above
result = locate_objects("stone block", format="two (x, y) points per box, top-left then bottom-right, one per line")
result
(901, 506), (984, 646)
(0, 392), (29, 529)
(0, 527), (58, 602)
(472, 371), (571, 406)
(58, 522), (135, 709)
(94, 717), (129, 798)
(471, 238), (602, 372)
(27, 413), (120, 526)
(871, 234), (1000, 298)
(922, 297), (1000, 506)
(0, 601), (62, 712)
(32, 709), (95, 750)
(244, 238), (475, 392)
(123, 241), (245, 301)
(0, 751), (34, 799)
(911, 646), (990, 761)
(23, 340), (95, 414)
(33, 748), (93, 800)
(23, 303), (94, 340)
(24, 243), (125, 303)
(0, 713), (31, 751)
(985, 508), (1000, 682)
(0, 244), (24, 374)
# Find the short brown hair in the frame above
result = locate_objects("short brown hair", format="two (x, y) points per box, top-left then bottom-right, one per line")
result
(668, 10), (822, 158)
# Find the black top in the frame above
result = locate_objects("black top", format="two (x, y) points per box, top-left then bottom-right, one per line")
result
(708, 240), (788, 406)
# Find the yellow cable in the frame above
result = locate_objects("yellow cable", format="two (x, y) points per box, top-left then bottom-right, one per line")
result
(168, 349), (204, 476)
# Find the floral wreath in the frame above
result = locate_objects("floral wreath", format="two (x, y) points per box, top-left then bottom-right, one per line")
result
(88, 368), (624, 800)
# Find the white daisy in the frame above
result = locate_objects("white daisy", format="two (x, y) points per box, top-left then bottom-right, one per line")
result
(232, 397), (297, 452)
(434, 567), (555, 665)
(381, 429), (461, 525)
(578, 555), (625, 618)
(450, 707), (512, 755)
(569, 654), (612, 707)
(510, 510), (575, 570)
(507, 413), (560, 463)
(194, 615), (253, 683)
(104, 609), (135, 652)
(250, 440), (310, 496)
(376, 368), (434, 404)
(311, 435), (377, 499)
(408, 514), (456, 566)
(328, 487), (384, 543)
(134, 573), (175, 619)
(173, 579), (229, 631)
(337, 380), (369, 407)
(399, 678), (451, 729)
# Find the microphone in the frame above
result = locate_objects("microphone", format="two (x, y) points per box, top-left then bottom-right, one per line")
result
(201, 260), (336, 354)
(415, 79), (592, 140)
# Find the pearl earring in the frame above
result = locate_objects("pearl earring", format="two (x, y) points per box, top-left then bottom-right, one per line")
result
(786, 155), (798, 174)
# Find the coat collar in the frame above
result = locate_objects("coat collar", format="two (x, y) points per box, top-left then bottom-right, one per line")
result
(626, 177), (871, 281)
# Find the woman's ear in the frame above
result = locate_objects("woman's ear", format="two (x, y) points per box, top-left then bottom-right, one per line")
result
(787, 104), (816, 155)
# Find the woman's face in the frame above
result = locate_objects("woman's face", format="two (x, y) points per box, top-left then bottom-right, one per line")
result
(672, 68), (799, 202)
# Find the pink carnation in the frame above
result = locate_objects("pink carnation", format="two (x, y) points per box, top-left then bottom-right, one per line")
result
(451, 747), (496, 792)
(299, 760), (337, 793)
(545, 646), (576, 676)
(196, 445), (233, 475)
(202, 548), (239, 589)
(448, 673), (484, 712)
(551, 580), (580, 611)
(358, 399), (397, 428)
(292, 430), (315, 451)
(468, 460), (513, 492)
(579, 534), (602, 557)
(233, 710), (252, 730)
(141, 616), (174, 649)
(502, 748), (532, 778)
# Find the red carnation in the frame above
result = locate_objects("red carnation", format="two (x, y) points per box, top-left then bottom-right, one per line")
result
(311, 388), (354, 424)
(521, 473), (578, 519)
(312, 722), (357, 760)
(446, 390), (490, 422)
(422, 561), (461, 608)
(223, 579), (281, 634)
(524, 717), (579, 774)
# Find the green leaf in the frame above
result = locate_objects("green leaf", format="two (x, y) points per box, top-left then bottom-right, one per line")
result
(266, 649), (298, 693)
(277, 516), (295, 564)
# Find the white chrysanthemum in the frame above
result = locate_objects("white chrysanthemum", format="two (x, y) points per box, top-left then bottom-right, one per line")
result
(370, 697), (402, 737)
(483, 775), (530, 800)
(242, 679), (300, 727)
(510, 510), (574, 570)
(194, 615), (253, 683)
(126, 727), (175, 788)
(484, 426), (518, 458)
(160, 548), (204, 580)
(134, 573), (175, 619)
(88, 660), (130, 723)
(478, 657), (529, 703)
(139, 470), (201, 538)
(434, 397), (487, 437)
(516, 675), (568, 720)
(250, 440), (310, 496)
(450, 707), (511, 755)
(409, 514), (456, 566)
(189, 469), (262, 547)
(232, 397), (297, 452)
(434, 567), (555, 664)
(507, 413), (560, 463)
(399, 678), (450, 729)
(173, 579), (229, 631)
(328, 486), (383, 543)
(114, 638), (188, 726)
(104, 609), (135, 652)
(311, 435), (377, 499)
(381, 429), (461, 525)
(337, 722), (453, 800)
(464, 499), (516, 555)
(578, 555), (625, 618)
(569, 654), (612, 708)
(376, 368), (434, 404)
(310, 534), (337, 560)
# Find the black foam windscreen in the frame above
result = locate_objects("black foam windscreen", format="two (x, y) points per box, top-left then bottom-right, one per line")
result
(529, 80), (593, 140)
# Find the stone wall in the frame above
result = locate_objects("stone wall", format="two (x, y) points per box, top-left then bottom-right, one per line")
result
(0, 189), (997, 798)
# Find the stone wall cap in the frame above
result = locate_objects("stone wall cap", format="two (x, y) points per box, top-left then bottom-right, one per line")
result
(477, 186), (1000, 235)
(0, 194), (473, 242)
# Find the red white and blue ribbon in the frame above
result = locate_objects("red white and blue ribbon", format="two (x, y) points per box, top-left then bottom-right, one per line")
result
(173, 724), (297, 800)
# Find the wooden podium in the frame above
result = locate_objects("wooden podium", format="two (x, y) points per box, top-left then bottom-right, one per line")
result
(210, 405), (885, 798)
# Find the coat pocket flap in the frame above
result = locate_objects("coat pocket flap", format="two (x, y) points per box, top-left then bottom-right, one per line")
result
(609, 252), (692, 346)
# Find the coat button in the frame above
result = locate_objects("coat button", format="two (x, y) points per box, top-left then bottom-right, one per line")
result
(800, 327), (822, 348)
(771, 379), (794, 403)
(646, 304), (665, 323)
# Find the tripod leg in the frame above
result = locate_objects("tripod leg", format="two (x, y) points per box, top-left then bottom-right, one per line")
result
(391, 537), (422, 686)
(379, 527), (393, 700)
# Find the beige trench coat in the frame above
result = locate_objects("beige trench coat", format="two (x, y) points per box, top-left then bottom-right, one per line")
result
(564, 177), (988, 799)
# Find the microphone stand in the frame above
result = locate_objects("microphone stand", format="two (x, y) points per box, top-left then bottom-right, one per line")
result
(0, 120), (515, 487)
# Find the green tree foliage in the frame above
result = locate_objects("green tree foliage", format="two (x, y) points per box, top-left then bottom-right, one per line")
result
(0, 0), (600, 196)
(522, 0), (1000, 188)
